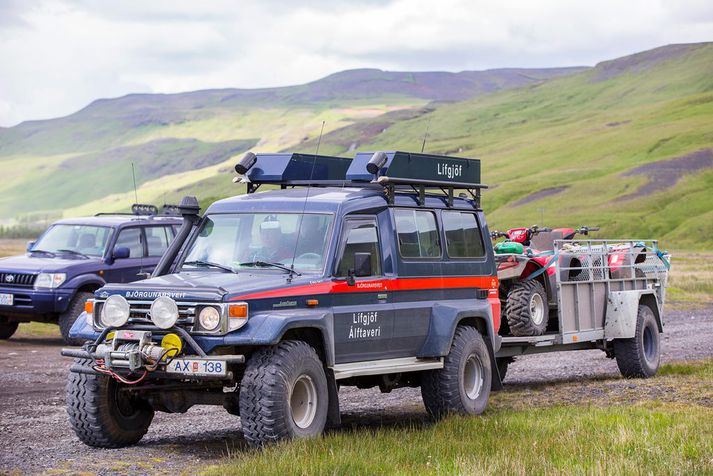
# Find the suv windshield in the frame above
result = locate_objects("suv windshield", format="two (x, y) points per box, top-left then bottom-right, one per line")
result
(32, 224), (112, 257)
(182, 213), (334, 273)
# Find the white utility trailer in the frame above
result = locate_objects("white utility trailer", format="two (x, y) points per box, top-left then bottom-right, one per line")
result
(495, 239), (670, 378)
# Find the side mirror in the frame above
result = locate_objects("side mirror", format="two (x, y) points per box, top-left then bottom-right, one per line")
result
(112, 246), (131, 260)
(26, 241), (36, 252)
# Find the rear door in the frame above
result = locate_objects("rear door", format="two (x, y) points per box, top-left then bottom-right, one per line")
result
(331, 217), (395, 364)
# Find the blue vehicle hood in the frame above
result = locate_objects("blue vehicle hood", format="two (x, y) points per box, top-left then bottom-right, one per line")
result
(0, 254), (101, 273)
(99, 271), (316, 302)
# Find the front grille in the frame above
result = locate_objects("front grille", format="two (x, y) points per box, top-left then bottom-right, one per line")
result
(0, 272), (37, 288)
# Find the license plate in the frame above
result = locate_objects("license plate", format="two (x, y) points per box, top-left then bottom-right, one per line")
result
(166, 358), (227, 377)
(0, 293), (13, 306)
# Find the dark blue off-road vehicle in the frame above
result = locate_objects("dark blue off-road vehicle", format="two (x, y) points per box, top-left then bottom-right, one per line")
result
(0, 205), (181, 343)
(62, 150), (667, 448)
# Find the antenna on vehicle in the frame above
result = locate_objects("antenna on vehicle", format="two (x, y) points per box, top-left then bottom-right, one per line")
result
(288, 121), (325, 282)
(131, 162), (139, 205)
(420, 118), (431, 153)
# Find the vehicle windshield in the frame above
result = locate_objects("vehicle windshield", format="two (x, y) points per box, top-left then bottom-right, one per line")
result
(32, 224), (112, 257)
(182, 213), (334, 273)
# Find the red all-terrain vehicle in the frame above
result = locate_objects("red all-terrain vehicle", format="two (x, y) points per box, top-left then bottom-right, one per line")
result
(490, 225), (599, 337)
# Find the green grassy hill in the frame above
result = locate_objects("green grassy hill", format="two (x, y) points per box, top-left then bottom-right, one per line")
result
(2, 43), (713, 248)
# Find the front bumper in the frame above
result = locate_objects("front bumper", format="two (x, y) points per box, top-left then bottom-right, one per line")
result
(61, 325), (245, 381)
(0, 286), (73, 318)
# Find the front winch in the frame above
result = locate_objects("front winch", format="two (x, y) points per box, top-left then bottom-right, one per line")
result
(96, 330), (178, 372)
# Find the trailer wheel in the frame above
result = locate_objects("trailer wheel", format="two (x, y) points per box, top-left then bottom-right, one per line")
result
(614, 304), (660, 378)
(239, 340), (329, 447)
(0, 318), (18, 340)
(67, 359), (154, 448)
(59, 292), (93, 345)
(505, 280), (549, 336)
(421, 326), (492, 418)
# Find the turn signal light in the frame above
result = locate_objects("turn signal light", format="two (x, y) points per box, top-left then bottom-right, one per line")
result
(228, 303), (248, 318)
(84, 300), (94, 314)
(306, 299), (319, 307)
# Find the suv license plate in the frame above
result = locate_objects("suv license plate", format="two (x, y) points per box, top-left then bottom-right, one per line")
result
(0, 294), (13, 306)
(166, 359), (227, 377)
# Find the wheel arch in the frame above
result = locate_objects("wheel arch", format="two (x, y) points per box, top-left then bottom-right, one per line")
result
(639, 293), (663, 332)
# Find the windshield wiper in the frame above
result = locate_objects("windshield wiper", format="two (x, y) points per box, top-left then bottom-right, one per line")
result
(239, 261), (301, 276)
(183, 260), (237, 274)
(29, 249), (56, 257)
(57, 249), (90, 259)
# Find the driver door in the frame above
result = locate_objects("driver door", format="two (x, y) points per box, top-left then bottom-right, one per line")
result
(331, 217), (395, 363)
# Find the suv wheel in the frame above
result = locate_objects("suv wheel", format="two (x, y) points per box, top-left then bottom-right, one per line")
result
(59, 291), (93, 345)
(505, 280), (549, 336)
(614, 304), (661, 378)
(0, 318), (18, 340)
(421, 325), (492, 418)
(239, 340), (329, 447)
(67, 359), (154, 448)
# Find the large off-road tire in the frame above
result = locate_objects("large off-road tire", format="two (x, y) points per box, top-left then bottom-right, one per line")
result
(614, 304), (661, 378)
(505, 280), (549, 336)
(421, 326), (492, 418)
(239, 340), (329, 447)
(0, 318), (18, 339)
(67, 359), (154, 448)
(59, 292), (93, 345)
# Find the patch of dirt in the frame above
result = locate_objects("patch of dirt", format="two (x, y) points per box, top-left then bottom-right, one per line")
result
(617, 148), (713, 201)
(511, 186), (569, 207)
(0, 306), (711, 475)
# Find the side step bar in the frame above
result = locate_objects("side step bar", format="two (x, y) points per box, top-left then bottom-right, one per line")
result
(332, 357), (443, 380)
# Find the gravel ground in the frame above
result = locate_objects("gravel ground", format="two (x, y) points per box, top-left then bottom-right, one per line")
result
(0, 306), (711, 475)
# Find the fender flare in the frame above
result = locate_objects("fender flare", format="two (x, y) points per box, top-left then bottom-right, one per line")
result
(64, 274), (106, 294)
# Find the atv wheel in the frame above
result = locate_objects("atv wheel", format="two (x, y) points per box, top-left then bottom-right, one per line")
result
(240, 340), (329, 447)
(0, 318), (18, 340)
(59, 292), (93, 345)
(614, 304), (660, 378)
(421, 326), (492, 418)
(67, 359), (154, 448)
(505, 280), (549, 336)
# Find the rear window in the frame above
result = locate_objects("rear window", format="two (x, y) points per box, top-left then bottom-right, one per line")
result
(394, 209), (441, 258)
(442, 211), (485, 258)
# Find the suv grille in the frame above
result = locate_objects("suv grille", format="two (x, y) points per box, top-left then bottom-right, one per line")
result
(0, 272), (37, 288)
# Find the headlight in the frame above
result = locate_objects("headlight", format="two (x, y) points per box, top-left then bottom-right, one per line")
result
(150, 296), (179, 329)
(34, 273), (66, 289)
(198, 306), (221, 331)
(101, 295), (130, 328)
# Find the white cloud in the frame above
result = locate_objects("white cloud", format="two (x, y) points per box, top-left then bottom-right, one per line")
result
(0, 0), (711, 126)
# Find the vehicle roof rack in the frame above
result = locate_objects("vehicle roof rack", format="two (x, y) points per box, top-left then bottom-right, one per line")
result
(233, 150), (486, 209)
(94, 203), (182, 217)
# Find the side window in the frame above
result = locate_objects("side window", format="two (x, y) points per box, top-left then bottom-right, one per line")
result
(336, 221), (382, 277)
(115, 228), (144, 258)
(394, 209), (441, 258)
(443, 211), (485, 258)
(145, 226), (172, 257)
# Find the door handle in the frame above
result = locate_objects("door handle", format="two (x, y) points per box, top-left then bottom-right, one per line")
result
(377, 293), (388, 301)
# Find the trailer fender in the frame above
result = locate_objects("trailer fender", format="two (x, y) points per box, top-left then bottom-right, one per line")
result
(604, 290), (662, 339)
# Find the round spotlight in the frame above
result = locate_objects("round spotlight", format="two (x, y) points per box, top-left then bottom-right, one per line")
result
(235, 151), (257, 175)
(198, 306), (221, 331)
(101, 295), (130, 328)
(150, 296), (179, 329)
(366, 151), (388, 175)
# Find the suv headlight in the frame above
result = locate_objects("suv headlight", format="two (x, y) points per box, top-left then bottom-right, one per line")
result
(34, 273), (66, 289)
(198, 306), (221, 331)
(101, 295), (130, 328)
(150, 296), (179, 329)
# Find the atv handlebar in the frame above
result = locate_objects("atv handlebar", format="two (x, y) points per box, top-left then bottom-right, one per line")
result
(575, 226), (600, 236)
(490, 230), (508, 240)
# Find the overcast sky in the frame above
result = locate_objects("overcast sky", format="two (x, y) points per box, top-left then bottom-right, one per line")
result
(0, 0), (711, 127)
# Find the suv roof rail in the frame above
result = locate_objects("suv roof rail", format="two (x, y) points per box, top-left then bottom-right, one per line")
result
(94, 203), (183, 218)
(234, 150), (486, 209)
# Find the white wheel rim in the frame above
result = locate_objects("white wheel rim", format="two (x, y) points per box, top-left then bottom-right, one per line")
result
(290, 375), (318, 429)
(530, 293), (545, 325)
(463, 354), (484, 400)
